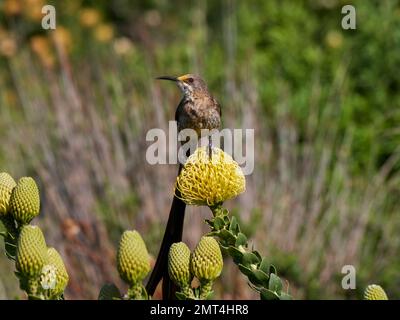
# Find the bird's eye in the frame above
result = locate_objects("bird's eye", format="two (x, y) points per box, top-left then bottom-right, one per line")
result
(188, 77), (194, 83)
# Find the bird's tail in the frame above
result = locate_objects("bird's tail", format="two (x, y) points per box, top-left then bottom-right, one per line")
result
(145, 164), (186, 299)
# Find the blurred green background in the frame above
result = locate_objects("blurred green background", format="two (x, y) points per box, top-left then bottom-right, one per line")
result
(0, 0), (399, 299)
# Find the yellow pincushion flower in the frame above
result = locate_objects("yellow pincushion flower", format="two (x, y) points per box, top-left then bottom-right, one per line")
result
(364, 284), (388, 300)
(176, 147), (245, 206)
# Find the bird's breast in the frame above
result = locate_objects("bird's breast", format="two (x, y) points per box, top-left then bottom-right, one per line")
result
(177, 98), (221, 134)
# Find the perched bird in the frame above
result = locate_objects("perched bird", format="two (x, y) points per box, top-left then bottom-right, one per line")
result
(146, 74), (221, 299)
(158, 74), (221, 154)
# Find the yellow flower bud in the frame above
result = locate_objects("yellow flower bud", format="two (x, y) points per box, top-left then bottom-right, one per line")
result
(46, 247), (69, 296)
(117, 230), (151, 286)
(16, 225), (47, 277)
(364, 284), (388, 300)
(0, 172), (16, 216)
(191, 236), (223, 281)
(10, 177), (40, 225)
(168, 242), (192, 288)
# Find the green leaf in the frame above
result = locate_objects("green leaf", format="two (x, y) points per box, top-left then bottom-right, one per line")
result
(253, 251), (262, 260)
(218, 229), (237, 245)
(223, 215), (230, 224)
(259, 257), (271, 274)
(248, 269), (269, 287)
(206, 290), (214, 300)
(228, 246), (244, 263)
(206, 231), (220, 239)
(213, 217), (225, 230)
(175, 292), (188, 300)
(221, 208), (230, 216)
(241, 252), (261, 267)
(268, 273), (283, 294)
(205, 219), (213, 227)
(260, 288), (280, 300)
(269, 264), (277, 275)
(229, 216), (239, 234)
(235, 233), (247, 247)
(238, 264), (254, 277)
(194, 286), (203, 299)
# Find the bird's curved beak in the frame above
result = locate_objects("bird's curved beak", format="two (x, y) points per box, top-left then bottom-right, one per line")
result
(156, 76), (178, 82)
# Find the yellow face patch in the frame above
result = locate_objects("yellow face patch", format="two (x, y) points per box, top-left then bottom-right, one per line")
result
(177, 74), (191, 82)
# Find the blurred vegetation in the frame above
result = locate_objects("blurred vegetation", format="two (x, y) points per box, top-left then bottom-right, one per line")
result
(0, 0), (399, 299)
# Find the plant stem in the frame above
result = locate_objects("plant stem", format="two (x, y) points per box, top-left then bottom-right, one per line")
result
(181, 284), (195, 299)
(127, 283), (146, 300)
(199, 280), (213, 299)
(206, 205), (292, 300)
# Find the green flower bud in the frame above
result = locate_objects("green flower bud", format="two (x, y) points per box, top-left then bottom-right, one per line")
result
(46, 247), (69, 296)
(191, 236), (223, 281)
(364, 284), (388, 300)
(168, 242), (192, 288)
(10, 177), (40, 225)
(98, 283), (121, 300)
(16, 225), (48, 277)
(0, 172), (16, 216)
(117, 230), (151, 286)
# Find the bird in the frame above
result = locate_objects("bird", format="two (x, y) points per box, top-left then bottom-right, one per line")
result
(146, 74), (221, 299)
(158, 74), (221, 154)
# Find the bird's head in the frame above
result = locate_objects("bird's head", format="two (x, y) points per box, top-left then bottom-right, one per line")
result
(156, 74), (208, 96)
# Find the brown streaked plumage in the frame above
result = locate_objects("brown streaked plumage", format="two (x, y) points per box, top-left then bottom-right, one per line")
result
(158, 73), (221, 138)
(146, 74), (221, 300)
